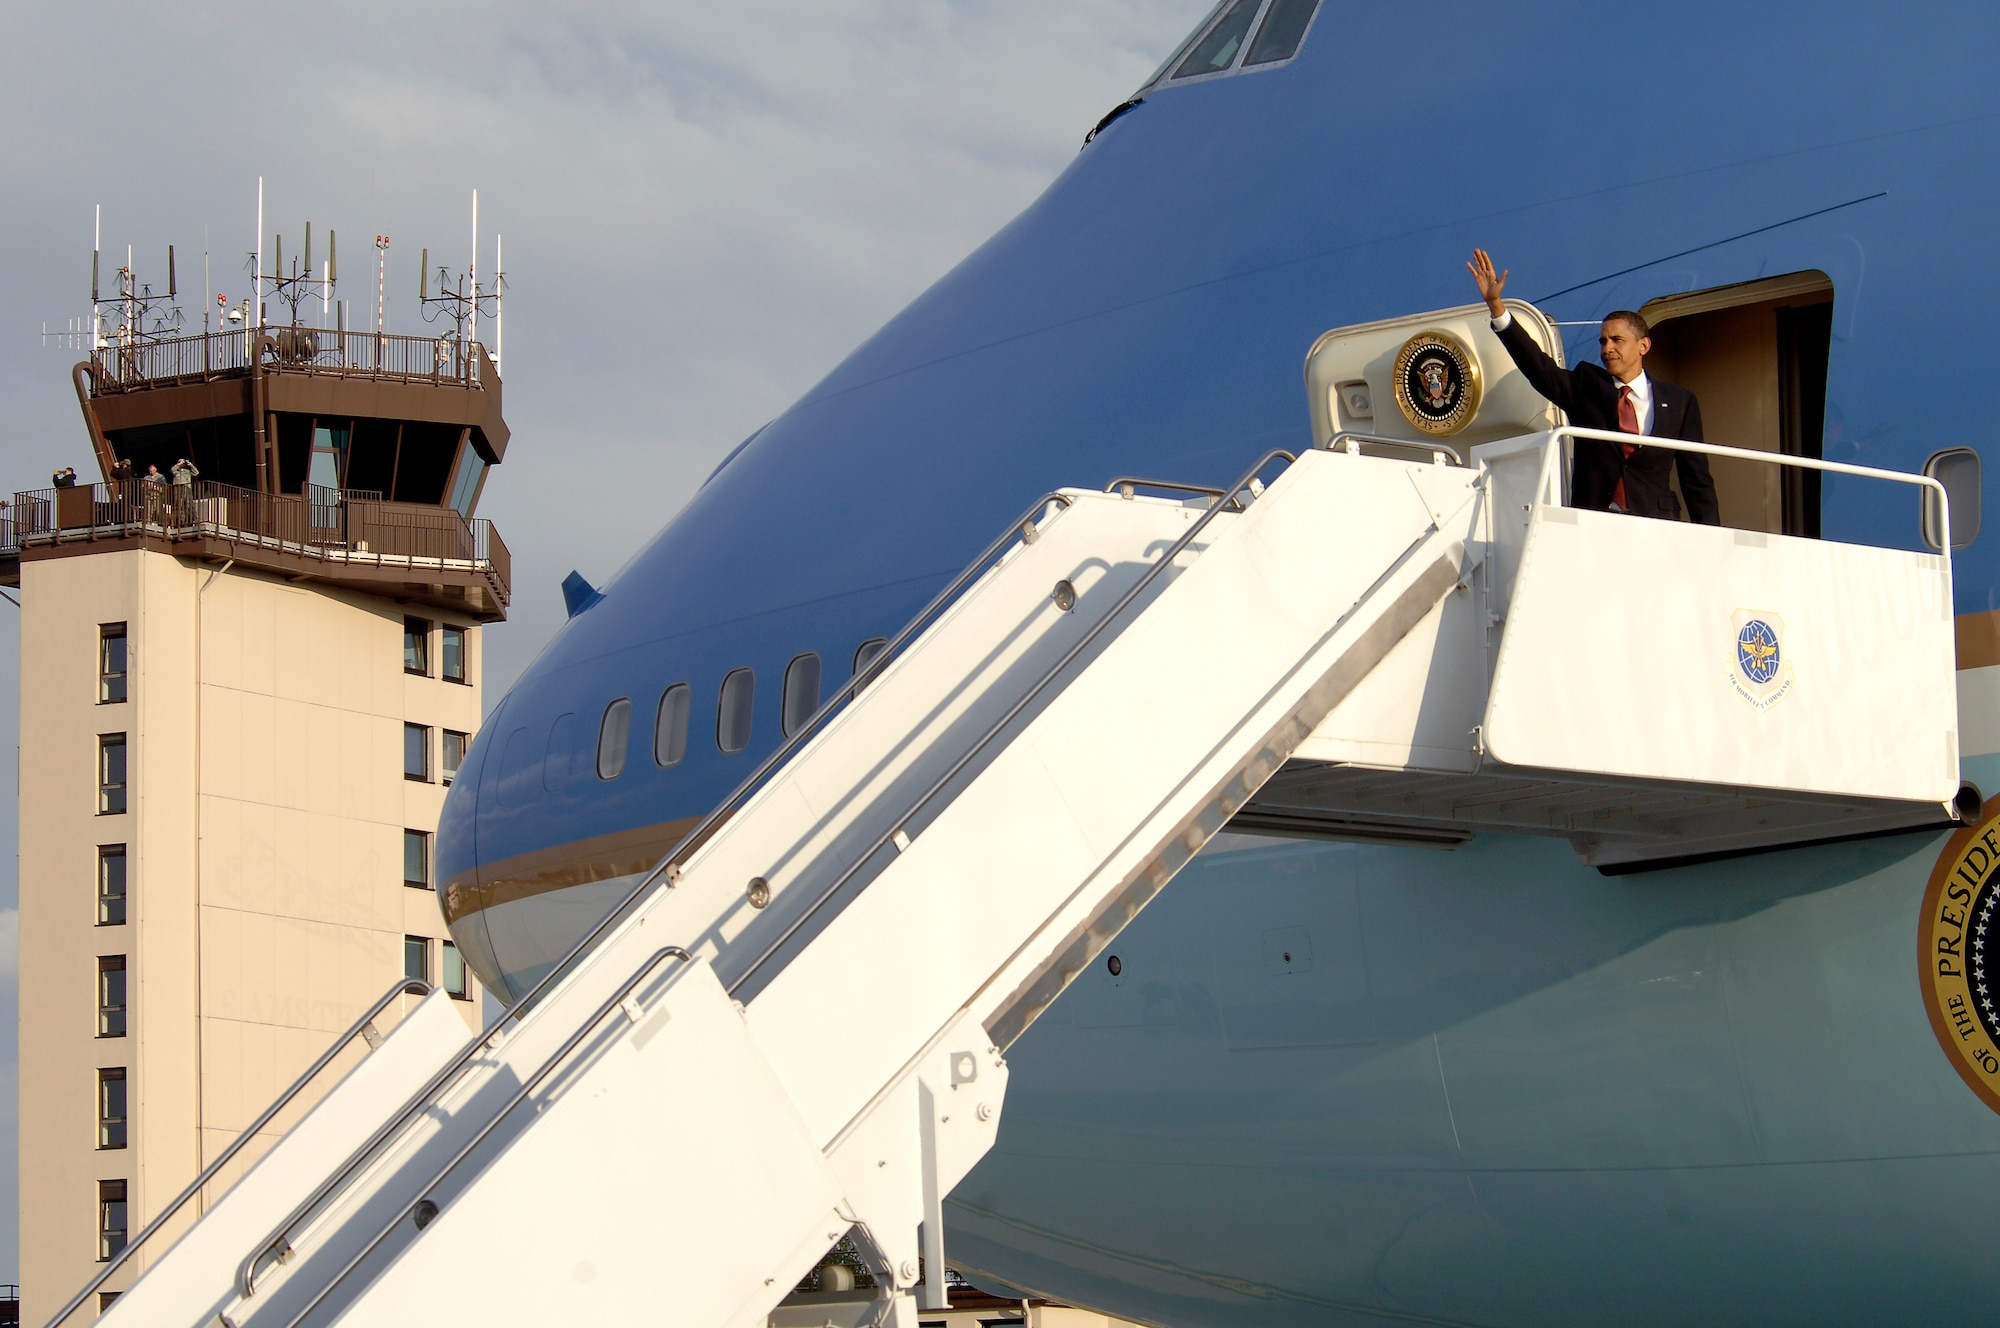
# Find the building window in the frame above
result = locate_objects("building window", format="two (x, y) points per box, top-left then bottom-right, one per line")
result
(98, 1069), (127, 1150)
(442, 625), (468, 684)
(99, 734), (127, 814)
(442, 730), (468, 785)
(98, 957), (126, 1037)
(442, 940), (470, 1000)
(404, 723), (432, 782)
(99, 1291), (121, 1311)
(404, 617), (431, 676)
(597, 697), (632, 780)
(99, 624), (128, 704)
(654, 683), (690, 768)
(404, 935), (430, 985)
(718, 668), (755, 754)
(98, 846), (126, 925)
(404, 830), (431, 889)
(782, 654), (822, 739)
(97, 1180), (128, 1261)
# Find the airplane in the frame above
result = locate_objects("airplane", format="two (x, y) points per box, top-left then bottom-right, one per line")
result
(433, 1), (2000, 1323)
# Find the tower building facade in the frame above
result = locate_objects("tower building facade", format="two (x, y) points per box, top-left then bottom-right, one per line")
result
(10, 289), (510, 1320)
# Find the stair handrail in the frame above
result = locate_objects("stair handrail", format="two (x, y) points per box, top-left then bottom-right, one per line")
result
(1523, 426), (1953, 552)
(233, 491), (1081, 1298)
(42, 978), (433, 1328)
(271, 949), (693, 1328)
(725, 447), (1299, 1002)
(1321, 432), (1466, 466)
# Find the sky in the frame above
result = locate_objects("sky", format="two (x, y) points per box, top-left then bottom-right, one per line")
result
(0, 0), (1215, 1288)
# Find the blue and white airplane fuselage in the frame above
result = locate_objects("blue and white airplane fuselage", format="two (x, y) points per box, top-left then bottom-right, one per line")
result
(438, 4), (2000, 1322)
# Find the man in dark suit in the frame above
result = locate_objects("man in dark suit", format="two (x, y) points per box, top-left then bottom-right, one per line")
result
(1469, 249), (1720, 524)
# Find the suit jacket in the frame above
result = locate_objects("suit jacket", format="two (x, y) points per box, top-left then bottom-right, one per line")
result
(1494, 316), (1720, 525)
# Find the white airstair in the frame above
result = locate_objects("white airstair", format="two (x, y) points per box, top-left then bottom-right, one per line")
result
(60, 423), (1958, 1328)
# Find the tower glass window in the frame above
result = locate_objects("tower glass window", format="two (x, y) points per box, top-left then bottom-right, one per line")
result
(99, 623), (127, 703)
(782, 654), (822, 739)
(404, 830), (431, 889)
(442, 730), (468, 785)
(597, 697), (632, 780)
(98, 845), (127, 925)
(99, 734), (127, 814)
(98, 1180), (128, 1261)
(98, 1069), (127, 1150)
(442, 940), (470, 1000)
(442, 625), (468, 683)
(405, 935), (430, 985)
(718, 669), (755, 754)
(98, 957), (126, 1037)
(655, 683), (691, 767)
(405, 723), (432, 781)
(404, 617), (431, 675)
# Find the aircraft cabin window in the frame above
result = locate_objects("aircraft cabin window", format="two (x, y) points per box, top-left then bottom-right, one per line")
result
(655, 683), (691, 768)
(1924, 447), (1982, 551)
(597, 696), (633, 779)
(853, 638), (888, 686)
(1165, 0), (1321, 84)
(718, 668), (755, 754)
(782, 654), (822, 739)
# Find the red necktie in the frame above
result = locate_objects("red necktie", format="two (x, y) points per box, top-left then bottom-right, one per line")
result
(1611, 385), (1640, 512)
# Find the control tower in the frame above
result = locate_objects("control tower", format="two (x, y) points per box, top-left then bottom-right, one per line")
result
(9, 222), (510, 1319)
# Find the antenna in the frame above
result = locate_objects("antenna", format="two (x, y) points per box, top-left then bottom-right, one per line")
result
(256, 176), (264, 330)
(167, 245), (176, 299)
(495, 231), (504, 376)
(420, 248), (428, 299)
(303, 223), (312, 281)
(328, 230), (337, 285)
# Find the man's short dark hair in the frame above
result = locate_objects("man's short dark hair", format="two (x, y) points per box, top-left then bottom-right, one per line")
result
(1603, 310), (1650, 339)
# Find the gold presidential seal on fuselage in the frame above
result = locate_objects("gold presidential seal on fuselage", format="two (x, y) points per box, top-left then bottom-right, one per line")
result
(1392, 328), (1482, 436)
(1920, 796), (2000, 1114)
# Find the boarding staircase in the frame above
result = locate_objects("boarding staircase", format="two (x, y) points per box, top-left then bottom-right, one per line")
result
(64, 422), (1958, 1328)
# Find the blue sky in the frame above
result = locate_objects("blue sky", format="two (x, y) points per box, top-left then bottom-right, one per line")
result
(0, 0), (1213, 1288)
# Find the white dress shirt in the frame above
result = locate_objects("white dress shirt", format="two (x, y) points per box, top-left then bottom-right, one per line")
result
(1491, 310), (1655, 433)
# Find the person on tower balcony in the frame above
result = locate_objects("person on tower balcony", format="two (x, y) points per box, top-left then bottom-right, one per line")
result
(1469, 248), (1720, 524)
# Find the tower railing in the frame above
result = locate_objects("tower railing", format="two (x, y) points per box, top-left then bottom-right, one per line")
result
(86, 328), (492, 393)
(4, 478), (509, 607)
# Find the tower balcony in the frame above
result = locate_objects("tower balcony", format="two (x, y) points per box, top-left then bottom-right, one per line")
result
(0, 477), (509, 620)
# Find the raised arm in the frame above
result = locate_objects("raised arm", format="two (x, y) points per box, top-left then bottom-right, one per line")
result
(1468, 248), (1509, 319)
(1469, 248), (1580, 414)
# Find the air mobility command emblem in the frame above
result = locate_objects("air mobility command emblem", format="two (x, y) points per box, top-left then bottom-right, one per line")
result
(1392, 329), (1481, 436)
(1729, 610), (1793, 711)
(1921, 797), (2000, 1114)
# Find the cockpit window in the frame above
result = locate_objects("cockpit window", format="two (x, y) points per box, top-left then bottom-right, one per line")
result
(1172, 0), (1263, 79)
(1156, 0), (1322, 87)
(1244, 0), (1321, 64)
